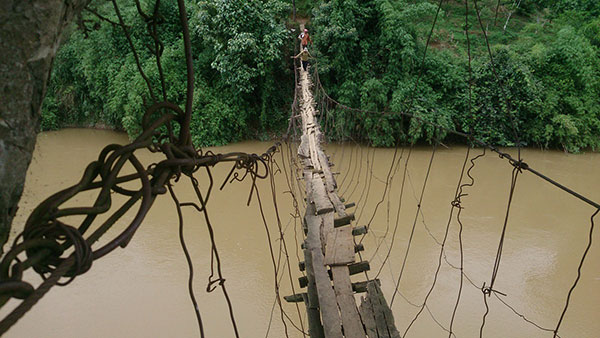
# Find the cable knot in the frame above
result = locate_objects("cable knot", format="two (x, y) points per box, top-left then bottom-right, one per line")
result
(207, 278), (226, 292)
(451, 198), (462, 209)
(22, 220), (93, 286)
(481, 283), (506, 297)
(509, 159), (528, 172)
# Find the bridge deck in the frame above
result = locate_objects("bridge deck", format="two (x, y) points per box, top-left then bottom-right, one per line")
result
(286, 67), (400, 337)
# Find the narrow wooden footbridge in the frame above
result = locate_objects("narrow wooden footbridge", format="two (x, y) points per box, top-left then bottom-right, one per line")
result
(284, 66), (400, 338)
(3, 2), (600, 336)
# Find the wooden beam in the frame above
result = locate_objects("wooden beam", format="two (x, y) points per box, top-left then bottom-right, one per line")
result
(284, 293), (306, 303)
(316, 206), (335, 215)
(359, 281), (401, 338)
(349, 261), (370, 275)
(318, 150), (337, 192)
(334, 213), (355, 227)
(288, 278), (380, 301)
(311, 176), (334, 215)
(305, 203), (343, 338)
(353, 279), (380, 293)
(298, 134), (310, 158)
(353, 226), (368, 236)
(331, 266), (366, 338)
(303, 248), (325, 338)
(300, 244), (362, 272)
(299, 261), (371, 288)
(359, 291), (378, 338)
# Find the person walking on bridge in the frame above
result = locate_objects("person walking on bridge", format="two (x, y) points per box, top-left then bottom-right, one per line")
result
(298, 28), (312, 49)
(292, 47), (312, 71)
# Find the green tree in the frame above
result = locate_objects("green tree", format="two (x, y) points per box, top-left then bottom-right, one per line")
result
(531, 27), (600, 151)
(43, 0), (295, 146)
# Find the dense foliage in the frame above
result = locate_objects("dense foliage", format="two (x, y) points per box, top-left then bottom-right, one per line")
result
(42, 0), (293, 146)
(42, 0), (600, 152)
(309, 0), (600, 151)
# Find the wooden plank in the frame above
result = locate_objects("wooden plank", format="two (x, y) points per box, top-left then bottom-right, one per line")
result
(316, 206), (335, 216)
(304, 171), (313, 202)
(317, 149), (348, 217)
(348, 261), (370, 275)
(308, 133), (322, 170)
(359, 281), (400, 338)
(311, 176), (333, 215)
(298, 134), (310, 158)
(321, 211), (335, 258)
(353, 226), (368, 236)
(372, 284), (391, 338)
(310, 247), (343, 338)
(372, 282), (401, 338)
(284, 293), (306, 303)
(334, 213), (355, 227)
(353, 279), (380, 293)
(359, 293), (378, 338)
(292, 278), (379, 295)
(331, 266), (366, 338)
(318, 149), (337, 192)
(305, 203), (343, 338)
(324, 227), (356, 266)
(304, 248), (325, 338)
(328, 191), (347, 216)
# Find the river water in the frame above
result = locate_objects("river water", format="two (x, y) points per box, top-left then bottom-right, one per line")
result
(2, 129), (599, 338)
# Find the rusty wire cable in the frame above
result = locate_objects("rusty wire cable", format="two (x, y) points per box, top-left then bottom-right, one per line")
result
(253, 159), (291, 338)
(402, 146), (471, 336)
(389, 140), (438, 307)
(312, 59), (600, 213)
(552, 208), (600, 337)
(479, 164), (521, 337)
(446, 2), (476, 335)
(168, 183), (204, 337)
(368, 146), (406, 265)
(306, 1), (600, 334)
(0, 1), (283, 335)
(310, 54), (600, 338)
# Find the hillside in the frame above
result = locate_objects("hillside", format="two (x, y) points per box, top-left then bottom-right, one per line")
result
(42, 0), (600, 152)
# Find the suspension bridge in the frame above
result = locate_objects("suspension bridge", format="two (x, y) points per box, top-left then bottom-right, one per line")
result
(282, 64), (400, 338)
(0, 1), (599, 337)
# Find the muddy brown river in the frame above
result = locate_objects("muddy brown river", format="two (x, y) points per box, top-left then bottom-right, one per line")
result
(2, 129), (599, 337)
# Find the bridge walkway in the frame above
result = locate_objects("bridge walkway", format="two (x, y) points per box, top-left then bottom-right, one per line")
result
(284, 66), (400, 338)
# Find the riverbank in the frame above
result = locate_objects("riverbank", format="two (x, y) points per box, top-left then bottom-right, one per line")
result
(42, 125), (600, 155)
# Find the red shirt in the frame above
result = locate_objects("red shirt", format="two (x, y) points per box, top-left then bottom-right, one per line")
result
(301, 33), (312, 46)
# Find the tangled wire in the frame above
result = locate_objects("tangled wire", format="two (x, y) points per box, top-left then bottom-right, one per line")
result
(0, 98), (278, 335)
(0, 1), (280, 336)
